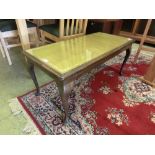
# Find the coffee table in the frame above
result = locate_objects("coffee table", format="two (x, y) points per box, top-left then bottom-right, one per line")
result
(24, 32), (134, 123)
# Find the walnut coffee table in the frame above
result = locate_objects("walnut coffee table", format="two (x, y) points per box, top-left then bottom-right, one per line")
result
(24, 32), (134, 123)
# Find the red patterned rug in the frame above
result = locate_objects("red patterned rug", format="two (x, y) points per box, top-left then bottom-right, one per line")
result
(17, 53), (155, 134)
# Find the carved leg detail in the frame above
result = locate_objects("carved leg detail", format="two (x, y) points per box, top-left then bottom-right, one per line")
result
(57, 80), (74, 123)
(61, 93), (70, 123)
(119, 47), (131, 75)
(28, 64), (40, 96)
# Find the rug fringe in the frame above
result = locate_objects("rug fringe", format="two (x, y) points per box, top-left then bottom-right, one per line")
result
(9, 98), (23, 115)
(8, 98), (41, 135)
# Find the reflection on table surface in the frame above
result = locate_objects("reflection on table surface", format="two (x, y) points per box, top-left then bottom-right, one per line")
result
(26, 32), (131, 74)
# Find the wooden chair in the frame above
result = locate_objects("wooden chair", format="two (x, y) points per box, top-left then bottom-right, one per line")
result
(134, 19), (155, 62)
(39, 19), (88, 42)
(0, 19), (12, 58)
(138, 55), (155, 87)
(133, 19), (155, 87)
(143, 56), (155, 87)
(0, 19), (39, 65)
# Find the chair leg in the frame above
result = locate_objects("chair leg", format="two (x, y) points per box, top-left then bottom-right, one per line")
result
(40, 30), (46, 44)
(0, 42), (5, 58)
(33, 28), (40, 47)
(0, 34), (12, 65)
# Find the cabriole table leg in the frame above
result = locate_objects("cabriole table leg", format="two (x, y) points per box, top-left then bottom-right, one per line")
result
(28, 63), (40, 96)
(57, 80), (74, 123)
(119, 47), (131, 75)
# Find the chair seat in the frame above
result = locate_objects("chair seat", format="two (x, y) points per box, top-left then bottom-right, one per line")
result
(0, 20), (37, 32)
(0, 19), (12, 22)
(39, 24), (59, 37)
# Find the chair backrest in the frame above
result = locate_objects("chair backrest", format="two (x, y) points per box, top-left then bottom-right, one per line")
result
(59, 19), (88, 39)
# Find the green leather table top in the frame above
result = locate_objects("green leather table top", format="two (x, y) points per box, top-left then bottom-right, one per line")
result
(25, 32), (133, 78)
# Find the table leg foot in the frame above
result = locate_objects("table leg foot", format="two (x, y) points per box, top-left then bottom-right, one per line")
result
(119, 47), (131, 76)
(35, 91), (40, 96)
(62, 113), (69, 124)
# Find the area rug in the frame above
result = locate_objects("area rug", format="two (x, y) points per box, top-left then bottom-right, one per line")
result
(14, 53), (155, 134)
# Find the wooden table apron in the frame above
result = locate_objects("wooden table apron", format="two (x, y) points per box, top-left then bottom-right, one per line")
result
(24, 40), (133, 123)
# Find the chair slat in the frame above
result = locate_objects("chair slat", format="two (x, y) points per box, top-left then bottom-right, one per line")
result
(75, 20), (79, 34)
(66, 19), (70, 36)
(70, 19), (75, 35)
(59, 19), (64, 37)
(78, 19), (83, 33)
(83, 19), (88, 34)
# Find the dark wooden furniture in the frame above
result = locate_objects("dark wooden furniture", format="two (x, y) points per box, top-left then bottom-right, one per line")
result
(87, 19), (123, 35)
